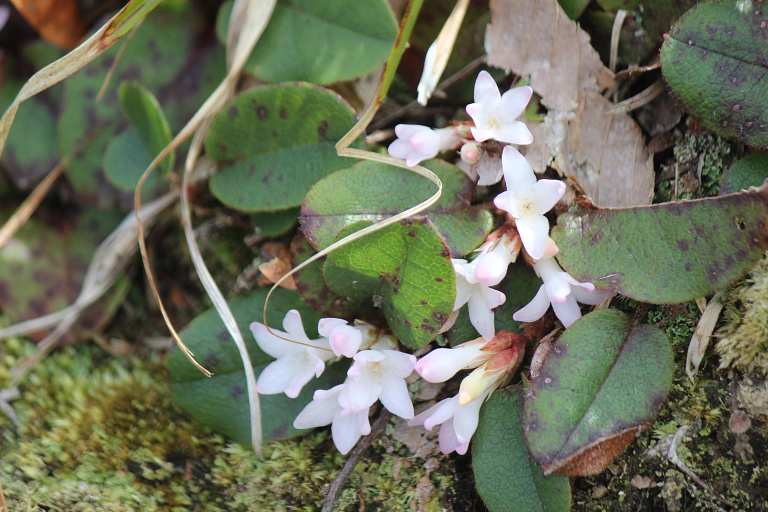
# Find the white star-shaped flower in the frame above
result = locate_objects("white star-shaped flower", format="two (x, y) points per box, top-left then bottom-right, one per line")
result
(513, 257), (615, 327)
(341, 349), (417, 420)
(250, 310), (335, 398)
(466, 71), (533, 145)
(388, 124), (462, 167)
(494, 146), (566, 259)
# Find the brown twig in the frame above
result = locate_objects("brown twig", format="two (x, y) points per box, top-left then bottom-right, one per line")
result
(321, 410), (393, 512)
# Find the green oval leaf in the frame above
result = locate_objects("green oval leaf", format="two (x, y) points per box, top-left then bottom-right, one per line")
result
(474, 387), (571, 512)
(720, 154), (768, 195)
(551, 185), (768, 303)
(103, 128), (165, 197)
(661, 2), (768, 147)
(206, 83), (363, 212)
(524, 310), (673, 476)
(167, 288), (346, 445)
(118, 81), (173, 174)
(323, 219), (455, 349)
(251, 208), (300, 237)
(300, 159), (493, 257)
(217, 0), (397, 84)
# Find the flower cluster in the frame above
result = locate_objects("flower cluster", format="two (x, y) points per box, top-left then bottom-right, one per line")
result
(254, 71), (616, 457)
(251, 313), (415, 454)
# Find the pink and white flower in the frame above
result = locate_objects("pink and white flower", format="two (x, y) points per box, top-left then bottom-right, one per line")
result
(409, 389), (491, 455)
(415, 336), (495, 384)
(466, 71), (533, 145)
(494, 146), (566, 259)
(514, 257), (615, 327)
(342, 349), (417, 419)
(318, 318), (378, 358)
(388, 124), (463, 167)
(472, 233), (522, 287)
(453, 258), (506, 340)
(250, 310), (335, 398)
(293, 382), (371, 455)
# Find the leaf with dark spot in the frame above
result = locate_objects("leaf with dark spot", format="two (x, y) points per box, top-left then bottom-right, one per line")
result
(290, 231), (371, 318)
(552, 184), (768, 303)
(524, 310), (673, 476)
(473, 387), (571, 512)
(300, 159), (493, 257)
(661, 1), (768, 147)
(322, 220), (455, 349)
(167, 288), (346, 446)
(205, 83), (364, 212)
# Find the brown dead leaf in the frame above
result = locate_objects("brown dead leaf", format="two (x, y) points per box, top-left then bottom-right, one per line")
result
(488, 0), (654, 207)
(258, 257), (297, 290)
(9, 0), (86, 49)
(488, 0), (613, 111)
(568, 90), (654, 207)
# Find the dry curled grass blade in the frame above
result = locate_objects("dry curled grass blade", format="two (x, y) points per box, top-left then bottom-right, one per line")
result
(133, 0), (277, 455)
(0, 0), (162, 159)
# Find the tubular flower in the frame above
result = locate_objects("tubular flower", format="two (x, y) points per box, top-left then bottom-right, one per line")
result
(466, 70), (533, 145)
(388, 124), (463, 167)
(250, 310), (334, 398)
(513, 256), (616, 327)
(493, 146), (566, 259)
(414, 331), (516, 384)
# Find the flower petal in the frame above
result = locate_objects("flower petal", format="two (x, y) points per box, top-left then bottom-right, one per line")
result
(468, 293), (496, 340)
(494, 121), (534, 145)
(513, 285), (550, 322)
(378, 377), (414, 419)
(382, 350), (417, 379)
(387, 138), (412, 160)
(453, 392), (487, 444)
(318, 318), (348, 337)
(473, 252), (510, 286)
(501, 145), (536, 189)
(282, 310), (310, 343)
(469, 126), (494, 143)
(500, 86), (533, 120)
(438, 417), (465, 454)
(415, 343), (486, 383)
(516, 214), (550, 260)
(331, 409), (365, 454)
(551, 294), (582, 328)
(395, 124), (428, 139)
(250, 322), (300, 359)
(293, 387), (341, 429)
(530, 179), (566, 214)
(474, 70), (501, 105)
(257, 356), (314, 398)
(410, 129), (441, 156)
(544, 273), (572, 303)
(570, 285), (615, 305)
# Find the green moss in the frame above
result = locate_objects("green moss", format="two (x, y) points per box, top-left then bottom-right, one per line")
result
(655, 133), (735, 202)
(0, 338), (451, 511)
(716, 253), (768, 375)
